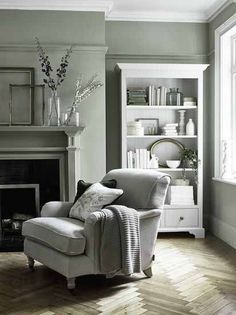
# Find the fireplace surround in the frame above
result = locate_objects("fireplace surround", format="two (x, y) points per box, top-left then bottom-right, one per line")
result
(0, 125), (83, 251)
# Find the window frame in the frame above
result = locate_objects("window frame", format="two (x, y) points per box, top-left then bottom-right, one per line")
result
(215, 13), (236, 181)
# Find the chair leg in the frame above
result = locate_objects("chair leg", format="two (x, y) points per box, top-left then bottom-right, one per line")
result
(143, 267), (153, 278)
(27, 256), (35, 271)
(67, 277), (76, 290)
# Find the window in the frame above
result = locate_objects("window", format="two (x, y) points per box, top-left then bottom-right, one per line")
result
(215, 14), (236, 181)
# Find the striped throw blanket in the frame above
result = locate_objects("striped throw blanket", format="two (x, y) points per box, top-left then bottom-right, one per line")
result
(100, 205), (141, 277)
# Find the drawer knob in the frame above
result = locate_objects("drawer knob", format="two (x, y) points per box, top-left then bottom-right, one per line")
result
(179, 216), (184, 221)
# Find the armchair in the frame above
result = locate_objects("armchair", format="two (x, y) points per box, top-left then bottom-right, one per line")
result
(22, 169), (170, 289)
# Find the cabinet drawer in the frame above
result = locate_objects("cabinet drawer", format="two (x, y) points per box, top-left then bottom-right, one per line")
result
(165, 208), (199, 228)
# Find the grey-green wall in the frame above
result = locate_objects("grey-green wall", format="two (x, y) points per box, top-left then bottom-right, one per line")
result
(0, 10), (106, 183)
(208, 4), (236, 248)
(106, 21), (208, 170)
(105, 21), (210, 225)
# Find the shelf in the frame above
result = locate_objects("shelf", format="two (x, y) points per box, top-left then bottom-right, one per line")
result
(150, 168), (194, 172)
(126, 168), (194, 171)
(164, 205), (199, 209)
(127, 105), (197, 110)
(127, 135), (197, 139)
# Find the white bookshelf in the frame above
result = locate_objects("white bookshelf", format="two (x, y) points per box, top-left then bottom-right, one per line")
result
(116, 63), (209, 238)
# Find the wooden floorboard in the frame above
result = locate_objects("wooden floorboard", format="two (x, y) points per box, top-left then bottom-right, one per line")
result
(0, 234), (235, 315)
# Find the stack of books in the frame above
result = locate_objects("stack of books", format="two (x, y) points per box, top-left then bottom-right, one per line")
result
(166, 186), (195, 205)
(127, 149), (150, 169)
(127, 89), (148, 105)
(162, 123), (178, 136)
(148, 85), (167, 106)
(127, 121), (144, 136)
(183, 97), (197, 106)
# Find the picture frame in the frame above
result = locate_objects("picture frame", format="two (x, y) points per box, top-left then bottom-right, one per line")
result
(136, 118), (159, 135)
(0, 67), (34, 125)
(10, 84), (46, 126)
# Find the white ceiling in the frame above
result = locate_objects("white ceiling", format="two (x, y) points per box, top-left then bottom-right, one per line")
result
(0, 0), (233, 22)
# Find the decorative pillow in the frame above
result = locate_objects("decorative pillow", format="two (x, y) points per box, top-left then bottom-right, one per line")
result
(69, 183), (123, 221)
(73, 179), (117, 204)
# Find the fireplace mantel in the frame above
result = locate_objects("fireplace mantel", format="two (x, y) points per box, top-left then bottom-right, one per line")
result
(0, 125), (85, 201)
(0, 125), (84, 135)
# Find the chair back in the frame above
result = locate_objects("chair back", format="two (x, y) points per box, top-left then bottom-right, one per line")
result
(103, 169), (170, 209)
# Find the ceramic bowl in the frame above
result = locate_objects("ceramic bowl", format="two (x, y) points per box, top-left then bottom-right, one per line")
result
(166, 160), (181, 168)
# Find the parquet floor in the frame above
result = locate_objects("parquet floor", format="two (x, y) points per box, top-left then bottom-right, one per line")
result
(0, 234), (235, 315)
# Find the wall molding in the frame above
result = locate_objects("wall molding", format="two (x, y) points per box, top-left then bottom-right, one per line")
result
(210, 215), (236, 249)
(0, 44), (108, 53)
(106, 10), (207, 23)
(0, 0), (233, 23)
(106, 53), (208, 63)
(0, 0), (113, 16)
(207, 0), (236, 22)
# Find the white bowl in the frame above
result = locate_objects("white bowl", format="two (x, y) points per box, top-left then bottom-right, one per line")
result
(166, 160), (181, 168)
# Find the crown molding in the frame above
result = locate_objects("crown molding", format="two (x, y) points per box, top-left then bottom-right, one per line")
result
(106, 10), (207, 23)
(0, 0), (233, 23)
(0, 0), (113, 16)
(207, 0), (236, 22)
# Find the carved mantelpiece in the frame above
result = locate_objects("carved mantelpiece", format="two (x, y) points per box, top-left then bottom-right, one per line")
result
(0, 126), (84, 201)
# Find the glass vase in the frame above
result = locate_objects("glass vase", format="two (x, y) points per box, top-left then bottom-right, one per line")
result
(166, 88), (183, 106)
(47, 90), (61, 126)
(63, 106), (80, 126)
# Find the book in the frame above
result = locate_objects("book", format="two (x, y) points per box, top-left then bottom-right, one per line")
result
(159, 86), (167, 105)
(136, 149), (140, 168)
(156, 88), (161, 106)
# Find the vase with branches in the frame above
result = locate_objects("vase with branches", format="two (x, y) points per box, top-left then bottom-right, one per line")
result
(63, 74), (103, 126)
(35, 37), (73, 126)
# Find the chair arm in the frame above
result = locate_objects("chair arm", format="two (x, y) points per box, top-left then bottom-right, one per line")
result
(83, 208), (163, 272)
(41, 201), (73, 217)
(83, 211), (103, 273)
(84, 208), (162, 223)
(85, 211), (103, 225)
(138, 209), (162, 220)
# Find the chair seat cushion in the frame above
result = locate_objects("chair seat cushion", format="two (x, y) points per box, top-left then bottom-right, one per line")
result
(22, 217), (86, 256)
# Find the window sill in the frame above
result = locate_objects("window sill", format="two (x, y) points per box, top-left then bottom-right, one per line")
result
(212, 177), (236, 186)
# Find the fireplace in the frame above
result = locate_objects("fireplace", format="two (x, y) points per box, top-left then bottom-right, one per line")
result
(0, 184), (40, 251)
(0, 159), (61, 251)
(0, 126), (83, 251)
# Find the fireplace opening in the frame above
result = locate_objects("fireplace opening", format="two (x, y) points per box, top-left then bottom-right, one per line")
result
(0, 159), (61, 251)
(0, 184), (40, 251)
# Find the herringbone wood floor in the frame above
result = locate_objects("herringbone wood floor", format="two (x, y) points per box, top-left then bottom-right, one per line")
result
(0, 234), (235, 315)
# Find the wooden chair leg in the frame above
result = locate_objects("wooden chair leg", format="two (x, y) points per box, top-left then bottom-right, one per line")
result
(67, 277), (76, 290)
(27, 256), (35, 271)
(143, 267), (153, 278)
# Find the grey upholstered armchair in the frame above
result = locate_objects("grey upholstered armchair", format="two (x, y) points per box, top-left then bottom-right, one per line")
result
(22, 169), (170, 289)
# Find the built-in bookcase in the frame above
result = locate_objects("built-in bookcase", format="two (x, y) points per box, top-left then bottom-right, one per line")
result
(116, 63), (209, 238)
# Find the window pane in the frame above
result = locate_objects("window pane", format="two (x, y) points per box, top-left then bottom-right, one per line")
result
(232, 73), (236, 174)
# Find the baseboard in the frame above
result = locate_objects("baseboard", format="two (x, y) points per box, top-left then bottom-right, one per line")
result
(210, 215), (236, 249)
